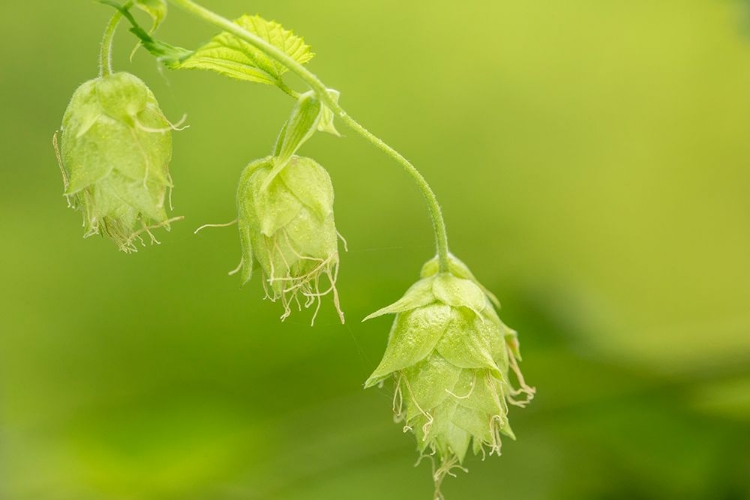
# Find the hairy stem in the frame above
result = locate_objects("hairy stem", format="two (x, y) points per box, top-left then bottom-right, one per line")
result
(167, 0), (451, 271)
(99, 2), (132, 77)
(99, 13), (121, 77)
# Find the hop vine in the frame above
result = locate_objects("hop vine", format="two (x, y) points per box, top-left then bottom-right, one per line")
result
(54, 1), (535, 497)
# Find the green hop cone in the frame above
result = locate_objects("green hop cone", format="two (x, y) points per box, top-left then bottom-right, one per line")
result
(55, 72), (180, 252)
(236, 155), (344, 324)
(364, 260), (535, 497)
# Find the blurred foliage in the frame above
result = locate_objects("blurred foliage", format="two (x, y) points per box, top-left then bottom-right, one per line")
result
(1, 0), (749, 499)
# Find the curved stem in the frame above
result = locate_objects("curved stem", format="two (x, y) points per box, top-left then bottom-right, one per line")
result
(168, 0), (450, 271)
(99, 8), (124, 77)
(335, 113), (450, 271)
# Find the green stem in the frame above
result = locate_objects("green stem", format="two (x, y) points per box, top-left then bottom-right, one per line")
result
(99, 7), (125, 77)
(168, 0), (451, 272)
(335, 113), (450, 272)
(277, 82), (301, 99)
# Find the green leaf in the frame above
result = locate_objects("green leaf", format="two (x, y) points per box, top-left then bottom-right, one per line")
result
(133, 0), (167, 31)
(174, 15), (314, 87)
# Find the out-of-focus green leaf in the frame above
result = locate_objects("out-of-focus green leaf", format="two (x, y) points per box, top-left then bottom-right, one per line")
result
(133, 0), (167, 31)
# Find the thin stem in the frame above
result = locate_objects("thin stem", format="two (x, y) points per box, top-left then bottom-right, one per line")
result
(99, 7), (126, 77)
(335, 113), (450, 271)
(277, 82), (301, 99)
(167, 0), (451, 272)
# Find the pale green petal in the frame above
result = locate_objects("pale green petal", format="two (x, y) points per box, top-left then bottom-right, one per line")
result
(63, 119), (119, 194)
(250, 170), (303, 236)
(237, 220), (254, 285)
(280, 156), (334, 221)
(452, 406), (493, 445)
(504, 326), (523, 361)
(499, 420), (516, 440)
(402, 353), (462, 413)
(436, 309), (502, 377)
(432, 274), (487, 316)
(410, 414), (433, 452)
(96, 72), (148, 122)
(453, 369), (506, 415)
(284, 209), (337, 257)
(363, 278), (436, 321)
(106, 171), (166, 221)
(365, 304), (452, 386)
(412, 398), (457, 446)
(436, 423), (471, 464)
(61, 79), (100, 140)
(421, 253), (501, 308)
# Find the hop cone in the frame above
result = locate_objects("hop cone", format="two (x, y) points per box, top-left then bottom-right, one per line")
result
(365, 257), (534, 495)
(56, 72), (178, 252)
(236, 155), (343, 323)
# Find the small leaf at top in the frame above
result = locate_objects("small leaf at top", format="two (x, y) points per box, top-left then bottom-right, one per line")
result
(173, 15), (314, 87)
(133, 0), (167, 31)
(106, 1), (192, 65)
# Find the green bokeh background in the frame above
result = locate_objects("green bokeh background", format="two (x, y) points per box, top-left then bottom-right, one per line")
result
(2, 1), (750, 498)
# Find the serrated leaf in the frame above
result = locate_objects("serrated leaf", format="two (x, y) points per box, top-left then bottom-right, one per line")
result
(174, 15), (314, 87)
(134, 0), (167, 31)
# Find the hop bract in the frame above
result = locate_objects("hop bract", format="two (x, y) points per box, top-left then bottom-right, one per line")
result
(56, 72), (178, 252)
(365, 261), (534, 495)
(236, 155), (343, 323)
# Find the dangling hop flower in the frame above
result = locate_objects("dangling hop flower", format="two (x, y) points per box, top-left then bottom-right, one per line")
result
(55, 72), (181, 252)
(236, 155), (344, 324)
(365, 255), (534, 497)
